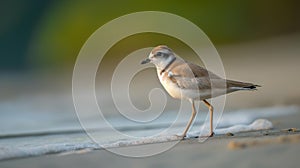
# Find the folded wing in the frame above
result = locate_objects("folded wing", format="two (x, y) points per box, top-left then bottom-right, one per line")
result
(169, 62), (259, 91)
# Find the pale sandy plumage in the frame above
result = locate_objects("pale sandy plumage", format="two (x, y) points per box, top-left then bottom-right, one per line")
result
(141, 45), (260, 138)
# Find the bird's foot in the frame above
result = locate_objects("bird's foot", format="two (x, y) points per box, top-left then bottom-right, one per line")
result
(209, 132), (215, 137)
(175, 134), (186, 140)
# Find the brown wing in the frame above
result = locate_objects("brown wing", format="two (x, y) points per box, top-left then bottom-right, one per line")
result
(169, 61), (259, 91)
(186, 62), (222, 79)
(169, 62), (226, 90)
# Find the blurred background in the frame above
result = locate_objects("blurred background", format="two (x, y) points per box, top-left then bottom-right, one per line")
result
(1, 0), (300, 129)
(1, 1), (300, 165)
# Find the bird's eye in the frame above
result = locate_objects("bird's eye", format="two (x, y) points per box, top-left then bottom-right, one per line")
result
(156, 52), (162, 56)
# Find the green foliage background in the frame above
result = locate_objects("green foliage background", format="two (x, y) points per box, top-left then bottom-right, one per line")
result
(1, 0), (299, 70)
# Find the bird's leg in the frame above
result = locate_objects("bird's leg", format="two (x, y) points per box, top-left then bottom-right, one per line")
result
(180, 100), (197, 138)
(203, 99), (214, 137)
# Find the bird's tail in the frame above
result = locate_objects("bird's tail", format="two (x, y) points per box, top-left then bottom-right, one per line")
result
(226, 80), (261, 91)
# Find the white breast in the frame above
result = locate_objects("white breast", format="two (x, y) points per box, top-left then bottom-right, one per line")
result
(157, 70), (184, 99)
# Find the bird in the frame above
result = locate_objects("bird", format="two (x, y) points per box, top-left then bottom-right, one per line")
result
(141, 45), (260, 138)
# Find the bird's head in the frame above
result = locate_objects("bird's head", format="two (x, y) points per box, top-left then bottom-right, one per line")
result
(141, 45), (176, 68)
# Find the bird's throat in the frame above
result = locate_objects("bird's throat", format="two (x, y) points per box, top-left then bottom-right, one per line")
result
(159, 57), (176, 75)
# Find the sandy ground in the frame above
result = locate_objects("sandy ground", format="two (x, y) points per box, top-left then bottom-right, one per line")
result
(0, 110), (299, 168)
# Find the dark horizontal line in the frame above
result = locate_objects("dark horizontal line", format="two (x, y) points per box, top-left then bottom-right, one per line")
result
(0, 119), (238, 139)
(0, 122), (195, 139)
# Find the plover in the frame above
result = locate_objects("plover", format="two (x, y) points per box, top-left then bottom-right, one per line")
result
(141, 45), (260, 138)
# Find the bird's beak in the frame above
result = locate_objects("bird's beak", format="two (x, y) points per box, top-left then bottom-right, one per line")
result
(141, 58), (150, 64)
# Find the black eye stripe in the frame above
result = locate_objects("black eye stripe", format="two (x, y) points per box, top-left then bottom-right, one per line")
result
(155, 52), (168, 57)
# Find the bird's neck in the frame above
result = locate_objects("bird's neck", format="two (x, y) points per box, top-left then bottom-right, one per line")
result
(156, 57), (176, 74)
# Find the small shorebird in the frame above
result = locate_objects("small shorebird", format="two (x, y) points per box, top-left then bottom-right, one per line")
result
(141, 45), (259, 138)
